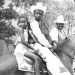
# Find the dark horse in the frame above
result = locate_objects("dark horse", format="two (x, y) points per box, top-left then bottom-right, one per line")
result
(54, 35), (75, 75)
(0, 52), (49, 75)
(0, 35), (75, 75)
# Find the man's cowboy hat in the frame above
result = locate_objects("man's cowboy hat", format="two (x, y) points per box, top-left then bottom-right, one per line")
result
(30, 2), (47, 14)
(53, 15), (67, 23)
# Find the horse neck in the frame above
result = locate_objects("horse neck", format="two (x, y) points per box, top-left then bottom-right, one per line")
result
(55, 49), (74, 75)
(55, 35), (75, 75)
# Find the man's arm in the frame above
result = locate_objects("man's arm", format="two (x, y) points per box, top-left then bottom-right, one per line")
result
(30, 21), (52, 48)
(45, 34), (52, 44)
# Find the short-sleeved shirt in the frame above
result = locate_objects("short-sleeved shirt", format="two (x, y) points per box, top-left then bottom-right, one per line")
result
(49, 26), (69, 43)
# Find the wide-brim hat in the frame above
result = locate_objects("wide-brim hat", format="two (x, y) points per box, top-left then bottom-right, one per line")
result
(30, 2), (47, 14)
(53, 15), (67, 23)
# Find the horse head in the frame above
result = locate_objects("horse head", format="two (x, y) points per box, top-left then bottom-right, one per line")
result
(54, 35), (75, 75)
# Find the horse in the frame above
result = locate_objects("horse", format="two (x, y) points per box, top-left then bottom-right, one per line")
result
(0, 52), (50, 75)
(0, 41), (34, 75)
(0, 54), (29, 75)
(54, 35), (75, 75)
(1, 34), (75, 75)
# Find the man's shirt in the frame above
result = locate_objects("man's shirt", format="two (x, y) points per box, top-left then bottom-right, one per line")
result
(49, 26), (69, 43)
(49, 27), (58, 42)
(30, 20), (52, 48)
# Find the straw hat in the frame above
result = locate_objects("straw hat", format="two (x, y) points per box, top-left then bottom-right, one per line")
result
(54, 15), (67, 23)
(30, 2), (47, 14)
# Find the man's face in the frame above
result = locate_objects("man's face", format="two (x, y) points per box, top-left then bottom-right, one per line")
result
(34, 9), (44, 21)
(56, 23), (64, 30)
(18, 17), (28, 29)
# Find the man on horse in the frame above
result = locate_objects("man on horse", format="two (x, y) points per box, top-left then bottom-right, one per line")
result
(30, 3), (71, 75)
(49, 15), (69, 45)
(49, 15), (74, 75)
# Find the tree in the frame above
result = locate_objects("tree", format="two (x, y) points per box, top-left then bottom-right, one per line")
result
(0, 0), (4, 7)
(12, 0), (40, 6)
(0, 0), (17, 49)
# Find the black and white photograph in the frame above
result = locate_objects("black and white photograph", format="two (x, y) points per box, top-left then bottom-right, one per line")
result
(0, 0), (75, 75)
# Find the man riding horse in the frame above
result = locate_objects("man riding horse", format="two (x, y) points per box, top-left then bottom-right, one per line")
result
(29, 3), (71, 75)
(50, 15), (74, 75)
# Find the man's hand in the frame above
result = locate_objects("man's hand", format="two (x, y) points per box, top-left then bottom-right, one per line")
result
(35, 49), (42, 56)
(51, 40), (58, 46)
(50, 40), (58, 52)
(52, 45), (57, 50)
(35, 49), (39, 54)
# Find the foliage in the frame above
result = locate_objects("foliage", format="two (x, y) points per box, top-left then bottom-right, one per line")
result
(3, 8), (18, 20)
(0, 0), (17, 45)
(0, 21), (17, 44)
(12, 0), (40, 6)
(0, 21), (16, 38)
(0, 0), (4, 7)
(0, 10), (4, 20)
(39, 0), (75, 30)
(0, 0), (75, 45)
